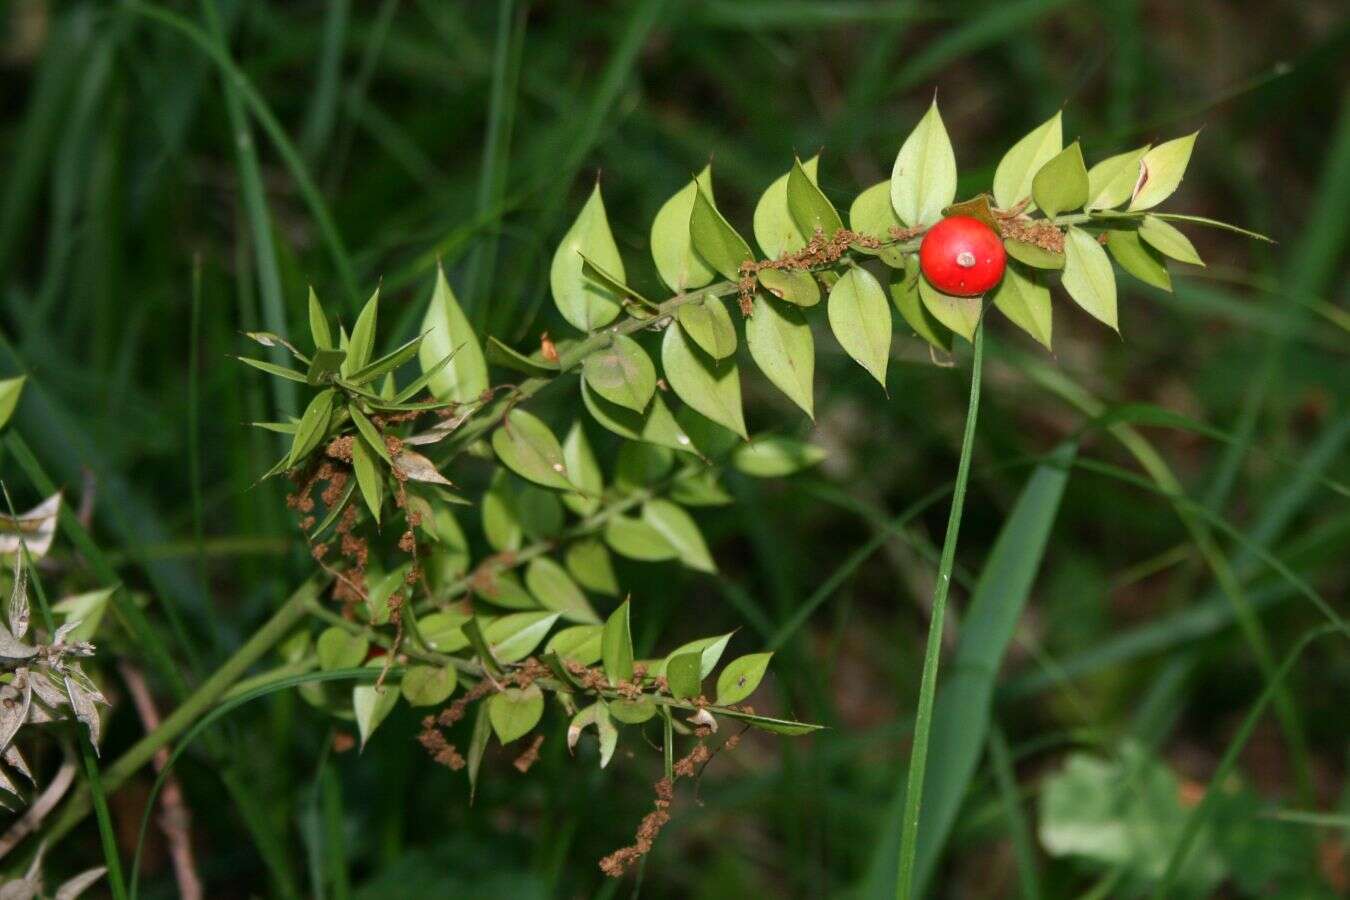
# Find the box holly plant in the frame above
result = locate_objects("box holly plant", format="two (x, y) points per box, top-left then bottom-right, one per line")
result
(236, 100), (1264, 881)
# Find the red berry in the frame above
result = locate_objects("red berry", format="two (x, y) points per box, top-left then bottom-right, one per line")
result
(918, 216), (1006, 297)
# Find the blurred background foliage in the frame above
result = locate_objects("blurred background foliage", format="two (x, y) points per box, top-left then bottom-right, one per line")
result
(0, 0), (1347, 897)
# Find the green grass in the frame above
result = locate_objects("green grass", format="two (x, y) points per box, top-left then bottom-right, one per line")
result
(0, 1), (1346, 897)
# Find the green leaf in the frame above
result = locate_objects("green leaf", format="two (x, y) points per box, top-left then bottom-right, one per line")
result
(489, 684), (544, 744)
(1061, 226), (1118, 330)
(601, 599), (634, 684)
(581, 334), (656, 413)
(731, 434), (827, 477)
(690, 182), (753, 281)
(757, 267), (821, 307)
(661, 322), (747, 439)
(569, 702), (618, 768)
(1140, 212), (1272, 243)
(492, 409), (574, 490)
(353, 668), (400, 750)
(676, 406), (740, 459)
(419, 610), (470, 653)
(565, 538), (621, 596)
(642, 499), (716, 573)
(342, 287), (380, 376)
(306, 347), (346, 386)
(1031, 141), (1088, 219)
(486, 611), (560, 663)
(317, 627), (368, 671)
(0, 376), (25, 431)
(1129, 132), (1198, 211)
(746, 293), (815, 418)
(676, 298), (738, 360)
(669, 466), (734, 507)
(551, 183), (626, 332)
(580, 380), (695, 455)
(467, 703), (491, 798)
(308, 287), (333, 349)
(661, 633), (732, 680)
(561, 421), (603, 516)
(918, 276), (983, 343)
(525, 556), (599, 623)
(608, 697), (657, 724)
(1085, 145), (1148, 210)
(419, 266), (488, 403)
(485, 336), (558, 378)
(993, 111), (1063, 210)
(351, 432), (384, 523)
(1138, 215), (1203, 265)
(604, 515), (678, 562)
(365, 565), (409, 624)
(581, 253), (653, 310)
(714, 707), (821, 735)
(716, 652), (772, 704)
(1003, 238), (1065, 270)
(614, 442), (674, 489)
(991, 264), (1053, 349)
(348, 402), (391, 464)
(665, 652), (703, 700)
(1107, 229), (1172, 292)
(754, 156), (820, 260)
(546, 624), (604, 666)
(786, 155), (842, 238)
(473, 570), (539, 610)
(828, 266), (892, 387)
(287, 388), (336, 468)
(890, 98), (957, 227)
(848, 181), (907, 267)
(51, 587), (114, 642)
(238, 356), (309, 384)
(889, 258), (952, 352)
(402, 665), (457, 707)
(651, 166), (718, 292)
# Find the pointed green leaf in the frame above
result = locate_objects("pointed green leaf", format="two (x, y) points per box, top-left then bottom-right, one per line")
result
(467, 703), (491, 797)
(418, 610), (470, 654)
(287, 388), (336, 467)
(569, 702), (617, 768)
(1086, 145), (1148, 210)
(601, 600), (634, 684)
(716, 652), (773, 705)
(351, 432), (384, 523)
(581, 253), (653, 310)
(546, 624), (604, 666)
(342, 287), (380, 376)
(308, 287), (332, 350)
(614, 442), (674, 490)
(757, 267), (821, 307)
(661, 633), (732, 680)
(691, 183), (753, 280)
(348, 403), (392, 464)
(661, 322), (747, 439)
(731, 434), (826, 477)
(486, 611), (560, 663)
(1031, 141), (1088, 219)
(0, 376), (25, 431)
(552, 183), (625, 331)
(565, 538), (621, 596)
(1062, 226), (1118, 330)
(473, 570), (539, 610)
(918, 276), (982, 343)
(1107, 229), (1172, 292)
(582, 334), (656, 413)
(561, 421), (603, 516)
(676, 406), (740, 459)
(890, 99), (957, 227)
(745, 292), (814, 418)
(419, 267), (488, 402)
(354, 671), (400, 750)
(991, 264), (1053, 349)
(1129, 132), (1198, 211)
(787, 155), (842, 238)
(676, 298), (738, 360)
(1138, 215), (1203, 265)
(668, 468), (734, 507)
(580, 380), (695, 455)
(665, 652), (703, 700)
(1003, 238), (1065, 270)
(651, 167), (718, 292)
(848, 181), (907, 267)
(889, 258), (953, 352)
(993, 112), (1063, 210)
(489, 684), (544, 744)
(238, 356), (309, 384)
(317, 627), (368, 671)
(754, 156), (819, 260)
(348, 335), (423, 386)
(827, 266), (892, 387)
(492, 409), (573, 490)
(604, 515), (677, 562)
(526, 556), (599, 623)
(402, 665), (457, 707)
(608, 697), (657, 724)
(485, 336), (557, 378)
(642, 499), (716, 573)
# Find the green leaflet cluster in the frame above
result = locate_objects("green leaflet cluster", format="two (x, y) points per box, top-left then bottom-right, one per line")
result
(237, 99), (1258, 819)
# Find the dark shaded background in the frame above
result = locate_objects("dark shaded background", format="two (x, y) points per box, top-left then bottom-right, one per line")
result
(0, 0), (1347, 896)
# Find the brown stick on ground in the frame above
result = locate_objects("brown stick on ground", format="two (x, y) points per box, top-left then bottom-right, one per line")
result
(119, 662), (203, 900)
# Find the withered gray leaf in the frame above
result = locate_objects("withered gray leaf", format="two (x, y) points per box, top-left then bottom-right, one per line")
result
(4, 744), (33, 783)
(0, 494), (61, 560)
(393, 449), (453, 486)
(0, 674), (32, 754)
(8, 552), (28, 640)
(54, 867), (107, 900)
(63, 674), (102, 751)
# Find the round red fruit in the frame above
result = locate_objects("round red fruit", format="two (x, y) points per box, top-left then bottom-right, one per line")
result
(918, 215), (1006, 297)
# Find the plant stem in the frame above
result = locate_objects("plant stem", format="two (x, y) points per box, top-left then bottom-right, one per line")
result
(895, 321), (985, 900)
(39, 577), (323, 848)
